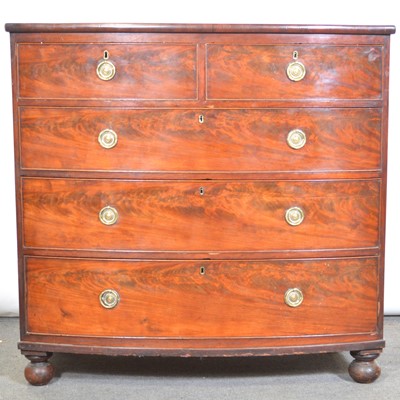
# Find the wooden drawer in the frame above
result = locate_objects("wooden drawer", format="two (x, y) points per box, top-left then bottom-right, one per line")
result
(20, 108), (382, 173)
(207, 45), (382, 100)
(22, 178), (379, 252)
(25, 257), (378, 337)
(17, 43), (197, 100)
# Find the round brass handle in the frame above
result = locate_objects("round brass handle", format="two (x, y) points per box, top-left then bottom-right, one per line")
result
(99, 206), (119, 225)
(99, 289), (120, 309)
(98, 129), (118, 149)
(284, 288), (304, 307)
(287, 129), (306, 150)
(285, 206), (305, 226)
(287, 61), (306, 82)
(96, 60), (116, 81)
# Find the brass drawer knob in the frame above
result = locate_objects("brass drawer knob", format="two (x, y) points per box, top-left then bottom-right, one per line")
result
(96, 51), (116, 81)
(287, 50), (306, 82)
(284, 288), (304, 307)
(287, 129), (306, 149)
(285, 206), (304, 226)
(99, 289), (120, 309)
(287, 61), (306, 81)
(98, 129), (118, 149)
(97, 60), (116, 81)
(99, 206), (119, 225)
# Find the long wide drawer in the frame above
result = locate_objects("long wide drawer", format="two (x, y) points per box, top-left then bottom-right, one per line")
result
(22, 178), (380, 252)
(25, 257), (379, 337)
(206, 44), (382, 100)
(17, 43), (197, 100)
(19, 108), (382, 173)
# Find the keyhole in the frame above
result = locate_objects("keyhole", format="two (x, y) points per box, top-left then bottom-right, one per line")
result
(199, 187), (205, 196)
(104, 50), (109, 60)
(293, 50), (298, 60)
(200, 266), (206, 275)
(198, 114), (205, 124)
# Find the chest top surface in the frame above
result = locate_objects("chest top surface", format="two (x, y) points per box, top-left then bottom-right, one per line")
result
(4, 23), (396, 34)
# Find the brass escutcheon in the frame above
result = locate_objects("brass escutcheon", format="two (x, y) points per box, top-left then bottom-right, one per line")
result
(98, 129), (118, 149)
(287, 129), (307, 149)
(99, 289), (120, 309)
(96, 50), (116, 81)
(285, 206), (305, 226)
(99, 206), (119, 225)
(287, 50), (306, 82)
(284, 288), (304, 307)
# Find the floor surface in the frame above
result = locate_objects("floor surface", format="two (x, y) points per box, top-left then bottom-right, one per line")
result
(1, 317), (399, 399)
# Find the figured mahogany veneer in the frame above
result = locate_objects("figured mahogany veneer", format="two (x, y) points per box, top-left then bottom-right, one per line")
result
(20, 108), (382, 173)
(6, 23), (395, 385)
(25, 257), (378, 337)
(206, 44), (383, 100)
(22, 178), (379, 252)
(18, 43), (197, 100)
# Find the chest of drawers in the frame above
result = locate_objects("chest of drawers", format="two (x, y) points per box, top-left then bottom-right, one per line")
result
(6, 23), (395, 385)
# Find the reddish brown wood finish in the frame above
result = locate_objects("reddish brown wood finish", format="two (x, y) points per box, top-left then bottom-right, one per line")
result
(5, 23), (396, 35)
(19, 108), (382, 173)
(349, 350), (382, 383)
(22, 178), (380, 252)
(207, 45), (382, 100)
(17, 43), (197, 100)
(10, 31), (390, 110)
(6, 24), (394, 384)
(16, 41), (383, 102)
(18, 335), (385, 354)
(25, 257), (378, 337)
(23, 352), (54, 386)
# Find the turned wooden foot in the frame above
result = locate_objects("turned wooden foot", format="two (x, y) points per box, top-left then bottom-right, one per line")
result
(23, 352), (54, 385)
(348, 350), (381, 383)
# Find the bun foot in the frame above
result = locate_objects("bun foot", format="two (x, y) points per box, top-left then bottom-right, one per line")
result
(24, 352), (54, 386)
(348, 350), (381, 383)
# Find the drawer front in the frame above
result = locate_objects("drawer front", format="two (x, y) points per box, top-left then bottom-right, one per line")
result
(22, 179), (379, 251)
(20, 108), (382, 172)
(17, 44), (197, 100)
(25, 257), (378, 337)
(207, 45), (382, 100)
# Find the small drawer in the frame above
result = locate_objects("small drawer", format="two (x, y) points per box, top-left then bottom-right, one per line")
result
(19, 108), (382, 173)
(17, 43), (197, 100)
(207, 45), (382, 100)
(25, 257), (378, 338)
(22, 178), (380, 252)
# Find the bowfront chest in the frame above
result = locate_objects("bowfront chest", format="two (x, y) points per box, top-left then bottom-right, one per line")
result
(5, 23), (395, 385)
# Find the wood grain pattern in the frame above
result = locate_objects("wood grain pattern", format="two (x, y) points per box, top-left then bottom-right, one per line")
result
(207, 45), (382, 100)
(22, 178), (380, 252)
(17, 44), (197, 100)
(20, 108), (382, 173)
(7, 24), (393, 380)
(25, 257), (378, 337)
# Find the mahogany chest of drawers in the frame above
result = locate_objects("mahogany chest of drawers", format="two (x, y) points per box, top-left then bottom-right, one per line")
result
(6, 23), (395, 385)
